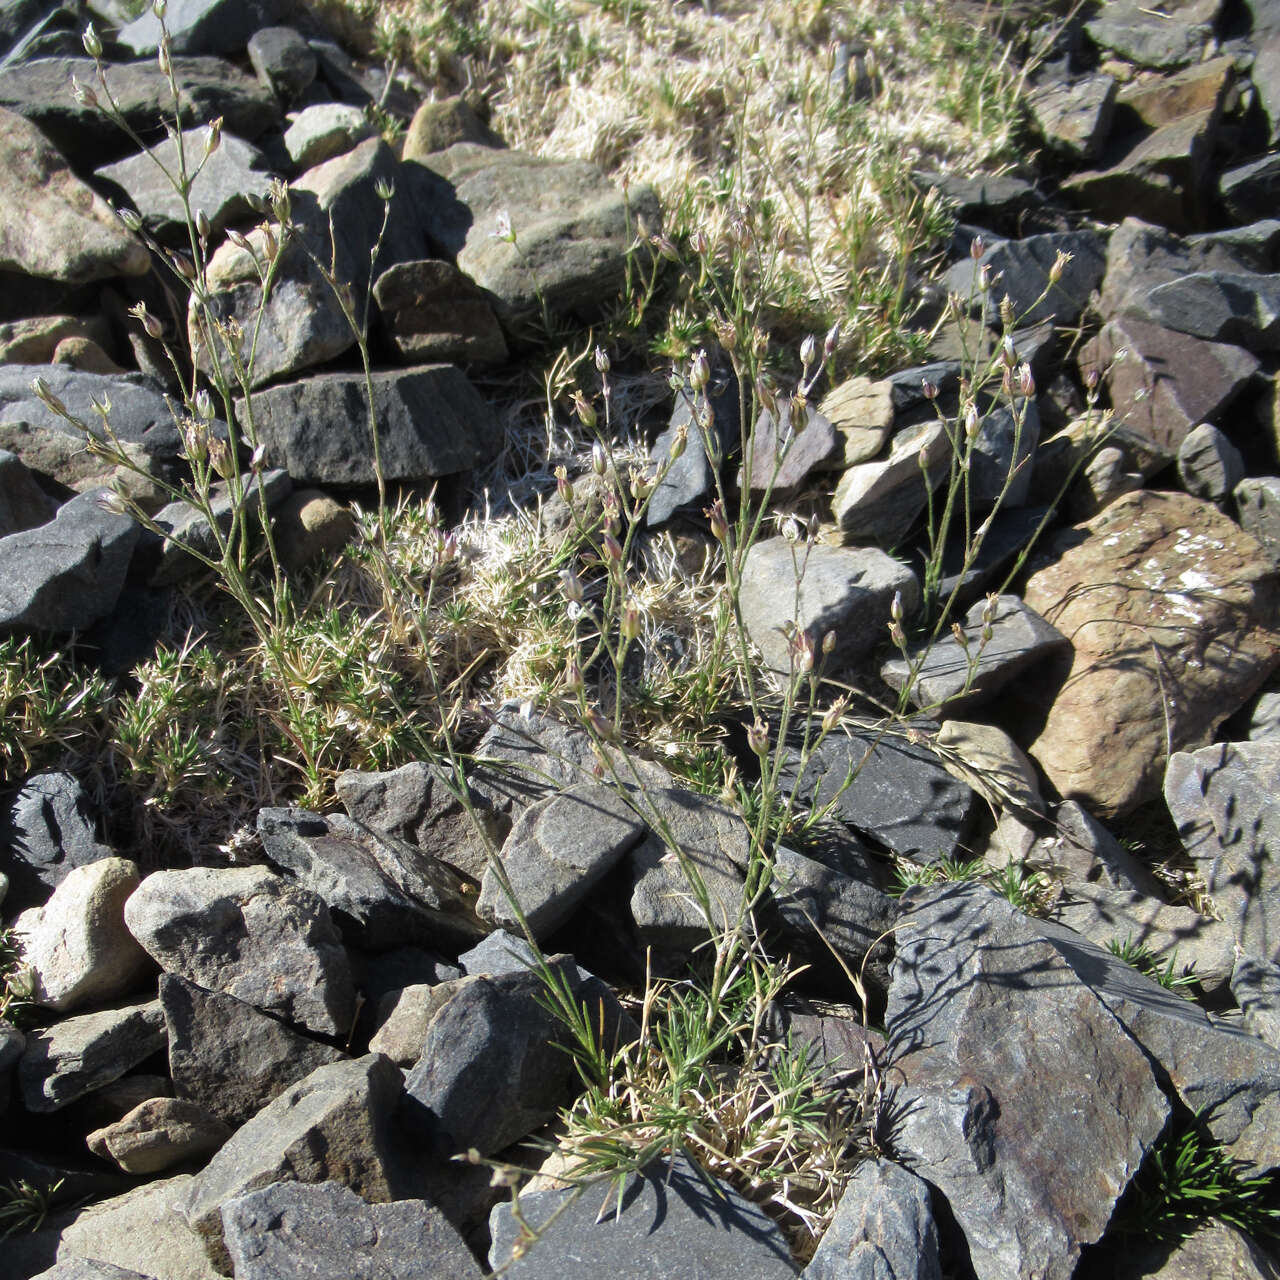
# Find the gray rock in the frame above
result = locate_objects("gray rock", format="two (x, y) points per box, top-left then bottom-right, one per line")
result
(148, 468), (293, 586)
(0, 490), (138, 633)
(119, 0), (295, 56)
(95, 128), (275, 245)
(402, 962), (629, 1155)
(740, 400), (838, 492)
(1249, 687), (1280, 740)
(1, 770), (113, 909)
(221, 1179), (481, 1280)
(256, 807), (486, 951)
(19, 997), (167, 1113)
(181, 1054), (409, 1273)
(886, 883), (1169, 1280)
(0, 56), (278, 169)
(1080, 316), (1259, 454)
(1028, 799), (1161, 894)
(477, 782), (645, 937)
(1232, 954), (1280, 1050)
(373, 259), (508, 366)
(1185, 220), (1280, 271)
(1253, 36), (1280, 146)
(783, 724), (976, 862)
(30, 1262), (157, 1280)
(1236, 476), (1280, 567)
(456, 928), (539, 977)
(1139, 272), (1280, 353)
(368, 983), (459, 1065)
(283, 102), (375, 170)
(1221, 153), (1280, 225)
(967, 397), (1040, 507)
(881, 594), (1068, 715)
(0, 105), (149, 284)
(803, 1158), (940, 1280)
(240, 366), (500, 485)
(335, 760), (507, 885)
(247, 25), (316, 101)
(625, 789), (752, 948)
(402, 96), (503, 160)
(1039, 916), (1280, 1172)
(0, 364), (186, 458)
(488, 1153), (799, 1277)
(160, 972), (346, 1130)
(947, 231), (1106, 329)
(647, 351), (738, 526)
(1125, 1221), (1280, 1280)
(1165, 740), (1280, 964)
(911, 171), (1038, 220)
(124, 865), (356, 1036)
(1085, 1), (1211, 66)
(1027, 73), (1116, 161)
(413, 142), (663, 324)
(0, 1018), (24, 1113)
(87, 1096), (231, 1175)
(740, 537), (920, 675)
(1177, 422), (1244, 504)
(0, 448), (58, 537)
(13, 857), (151, 1012)
(818, 376), (894, 467)
(832, 419), (951, 544)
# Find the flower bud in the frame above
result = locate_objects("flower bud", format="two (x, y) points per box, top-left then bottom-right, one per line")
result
(969, 234), (985, 261)
(563, 654), (584, 694)
(704, 499), (728, 542)
(374, 177), (395, 202)
(1001, 334), (1017, 368)
(889, 620), (906, 649)
(555, 464), (572, 504)
(999, 295), (1014, 329)
(572, 390), (596, 430)
(921, 378), (938, 401)
(1018, 363), (1035, 398)
(1048, 250), (1070, 284)
(72, 76), (98, 108)
(755, 376), (778, 418)
(594, 346), (610, 375)
(196, 208), (211, 241)
(157, 37), (171, 78)
(181, 419), (209, 463)
(746, 718), (769, 757)
(193, 387), (214, 420)
(951, 621), (969, 648)
(592, 440), (607, 476)
(652, 233), (679, 262)
(134, 305), (163, 341)
(824, 321), (841, 360)
(789, 629), (815, 675)
(822, 630), (836, 655)
(82, 22), (103, 58)
(227, 228), (252, 252)
(689, 229), (709, 256)
(249, 442), (266, 470)
(800, 333), (818, 368)
(204, 116), (222, 158)
(152, 0), (167, 17)
(689, 348), (710, 392)
(964, 403), (980, 441)
(560, 567), (585, 605)
(261, 224), (278, 262)
(668, 423), (688, 461)
(31, 377), (68, 417)
(890, 589), (904, 624)
(620, 599), (642, 641)
(979, 263), (993, 291)
(207, 436), (233, 478)
(601, 531), (623, 565)
(170, 252), (196, 281)
(821, 696), (847, 734)
(629, 470), (653, 501)
(585, 707), (617, 744)
(117, 206), (143, 232)
(1085, 367), (1100, 391)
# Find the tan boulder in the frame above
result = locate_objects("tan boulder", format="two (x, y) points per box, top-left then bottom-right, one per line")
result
(1023, 489), (1278, 816)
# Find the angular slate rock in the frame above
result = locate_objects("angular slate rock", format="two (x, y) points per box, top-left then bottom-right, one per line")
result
(124, 865), (355, 1036)
(804, 1158), (941, 1280)
(1233, 954), (1280, 1051)
(1085, 1), (1211, 67)
(118, 0), (296, 56)
(1024, 490), (1279, 817)
(1164, 740), (1280, 964)
(19, 997), (167, 1113)
(1138, 272), (1280, 353)
(95, 127), (275, 245)
(335, 760), (507, 885)
(0, 489), (138, 633)
(1124, 1221), (1280, 1280)
(160, 973), (346, 1130)
(241, 366), (500, 485)
(885, 883), (1169, 1280)
(30, 1262), (156, 1280)
(882, 594), (1068, 715)
(402, 962), (629, 1156)
(1080, 316), (1258, 454)
(783, 724), (976, 862)
(368, 982), (459, 1065)
(740, 400), (838, 492)
(14, 857), (150, 1012)
(740, 537), (920, 676)
(1177, 422), (1244, 504)
(488, 1154), (799, 1277)
(1221, 154), (1280, 225)
(967, 397), (1039, 507)
(1037, 916), (1280, 1173)
(181, 1054), (408, 1273)
(477, 782), (644, 938)
(256, 806), (486, 950)
(283, 101), (375, 169)
(833, 419), (951, 544)
(87, 1095), (231, 1175)
(1027, 73), (1117, 162)
(818, 374), (894, 467)
(456, 928), (539, 978)
(0, 56), (278, 168)
(1236, 477), (1280, 567)
(221, 1179), (481, 1280)
(372, 259), (508, 366)
(246, 25), (317, 101)
(1, 770), (113, 909)
(0, 447), (57, 536)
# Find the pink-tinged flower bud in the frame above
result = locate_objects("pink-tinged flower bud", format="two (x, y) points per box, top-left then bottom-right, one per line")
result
(689, 348), (710, 392)
(227, 228), (252, 252)
(594, 345), (611, 375)
(921, 378), (938, 401)
(620, 599), (642, 641)
(964, 403), (980, 441)
(560, 567), (585, 605)
(592, 441), (607, 476)
(979, 263), (993, 291)
(746, 718), (769, 757)
(170, 252), (196, 281)
(1085, 367), (1100, 390)
(207, 436), (233, 479)
(889, 620), (906, 649)
(970, 234), (985, 261)
(440, 531), (459, 562)
(72, 76), (98, 108)
(789, 629), (815, 675)
(555, 464), (572, 504)
(572, 391), (596, 430)
(563, 655), (584, 694)
(1001, 366), (1013, 397)
(800, 333), (818, 368)
(824, 321), (841, 359)
(82, 23), (103, 58)
(951, 620), (969, 648)
(890, 589), (904, 624)
(601, 530), (623, 565)
(423, 499), (440, 528)
(821, 696), (847, 734)
(1018, 363), (1035, 398)
(704, 499), (728, 542)
(585, 707), (617, 743)
(196, 209), (211, 241)
(668, 423), (688, 461)
(1001, 334), (1017, 368)
(204, 116), (222, 158)
(137, 306), (163, 340)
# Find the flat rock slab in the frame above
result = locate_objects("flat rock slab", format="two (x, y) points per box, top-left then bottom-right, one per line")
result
(118, 0), (295, 56)
(1165, 740), (1280, 966)
(124, 865), (355, 1036)
(1221, 153), (1280, 224)
(783, 724), (976, 862)
(1138, 272), (1280, 353)
(1028, 73), (1117, 161)
(222, 1179), (481, 1280)
(488, 1154), (799, 1277)
(372, 258), (508, 366)
(478, 782), (645, 937)
(804, 1158), (941, 1280)
(741, 537), (920, 675)
(881, 594), (1068, 715)
(161, 973), (346, 1130)
(0, 490), (138, 633)
(833, 419), (951, 545)
(1085, 1), (1211, 67)
(0, 106), (148, 284)
(284, 102), (376, 169)
(886, 883), (1169, 1280)
(19, 997), (166, 1113)
(1023, 490), (1279, 817)
(181, 1054), (408, 1272)
(241, 366), (501, 485)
